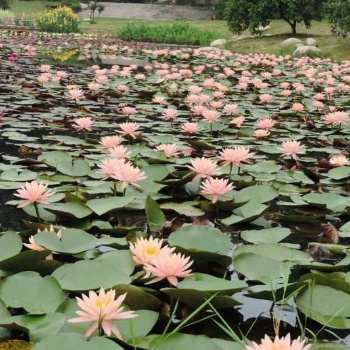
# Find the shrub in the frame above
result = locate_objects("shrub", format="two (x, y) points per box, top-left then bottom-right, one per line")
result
(118, 21), (223, 46)
(37, 6), (79, 33)
(0, 0), (9, 10)
(0, 9), (14, 24)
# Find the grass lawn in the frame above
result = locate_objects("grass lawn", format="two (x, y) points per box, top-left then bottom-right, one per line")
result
(8, 0), (350, 62)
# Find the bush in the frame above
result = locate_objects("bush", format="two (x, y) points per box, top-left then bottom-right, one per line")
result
(118, 21), (223, 46)
(0, 0), (9, 10)
(37, 6), (79, 33)
(0, 9), (14, 24)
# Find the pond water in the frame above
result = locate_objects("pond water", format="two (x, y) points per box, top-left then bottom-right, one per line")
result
(1, 36), (350, 348)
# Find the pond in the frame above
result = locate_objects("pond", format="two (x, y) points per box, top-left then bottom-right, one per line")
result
(0, 31), (350, 349)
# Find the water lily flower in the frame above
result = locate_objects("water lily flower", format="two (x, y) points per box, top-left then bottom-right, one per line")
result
(68, 88), (84, 101)
(324, 111), (349, 125)
(162, 108), (178, 121)
(73, 117), (95, 131)
(224, 103), (238, 115)
(99, 135), (123, 150)
(109, 145), (131, 159)
(130, 236), (175, 266)
(144, 250), (193, 286)
(218, 147), (254, 167)
(280, 140), (304, 158)
(259, 93), (273, 104)
(245, 334), (311, 350)
(329, 154), (349, 167)
(202, 109), (221, 123)
(188, 157), (221, 181)
(254, 129), (270, 138)
(258, 118), (275, 130)
(14, 181), (56, 208)
(121, 106), (137, 116)
(68, 289), (138, 339)
(230, 116), (245, 128)
(110, 159), (146, 190)
(156, 144), (181, 157)
(88, 82), (102, 92)
(118, 122), (141, 139)
(181, 122), (200, 134)
(291, 103), (304, 113)
(200, 177), (234, 203)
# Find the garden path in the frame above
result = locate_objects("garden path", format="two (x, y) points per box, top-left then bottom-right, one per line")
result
(79, 3), (213, 20)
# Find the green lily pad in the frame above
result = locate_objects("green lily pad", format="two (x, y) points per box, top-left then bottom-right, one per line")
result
(56, 160), (91, 177)
(168, 225), (231, 255)
(52, 250), (134, 291)
(296, 284), (350, 328)
(33, 332), (123, 350)
(177, 273), (247, 294)
(149, 333), (222, 350)
(145, 195), (167, 233)
(0, 271), (64, 314)
(0, 232), (23, 262)
(86, 196), (135, 216)
(0, 313), (66, 342)
(240, 227), (291, 244)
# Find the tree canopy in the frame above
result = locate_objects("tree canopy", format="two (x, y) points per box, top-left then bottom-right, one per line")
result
(225, 0), (325, 35)
(326, 0), (350, 38)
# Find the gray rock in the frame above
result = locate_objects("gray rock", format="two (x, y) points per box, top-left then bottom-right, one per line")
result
(293, 44), (321, 57)
(282, 38), (302, 48)
(306, 37), (317, 46)
(210, 39), (227, 47)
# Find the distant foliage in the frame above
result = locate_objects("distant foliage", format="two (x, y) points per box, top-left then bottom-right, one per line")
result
(118, 21), (222, 45)
(0, 9), (14, 23)
(37, 6), (79, 33)
(326, 0), (350, 38)
(0, 0), (9, 10)
(225, 0), (325, 35)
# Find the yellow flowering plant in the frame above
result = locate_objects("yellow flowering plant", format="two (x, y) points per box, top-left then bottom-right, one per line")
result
(36, 6), (79, 33)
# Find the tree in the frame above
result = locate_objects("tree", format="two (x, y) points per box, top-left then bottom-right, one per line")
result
(225, 0), (325, 35)
(326, 0), (350, 38)
(0, 0), (9, 10)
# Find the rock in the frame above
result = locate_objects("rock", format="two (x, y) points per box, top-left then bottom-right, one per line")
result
(293, 44), (321, 57)
(282, 38), (302, 48)
(210, 39), (227, 47)
(257, 25), (271, 32)
(199, 46), (221, 51)
(306, 37), (317, 46)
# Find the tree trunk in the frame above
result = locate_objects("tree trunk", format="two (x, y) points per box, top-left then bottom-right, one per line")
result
(290, 20), (297, 35)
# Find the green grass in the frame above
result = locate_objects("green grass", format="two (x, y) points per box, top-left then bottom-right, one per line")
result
(8, 0), (350, 62)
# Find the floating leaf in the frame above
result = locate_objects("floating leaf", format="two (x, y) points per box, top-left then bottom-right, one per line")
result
(145, 195), (166, 232)
(168, 225), (231, 255)
(86, 196), (135, 216)
(0, 271), (64, 314)
(33, 332), (123, 350)
(177, 273), (247, 294)
(56, 160), (91, 177)
(241, 227), (291, 244)
(149, 333), (222, 350)
(52, 250), (134, 290)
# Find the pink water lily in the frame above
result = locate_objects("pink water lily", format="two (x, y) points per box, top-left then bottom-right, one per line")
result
(68, 289), (138, 339)
(218, 147), (254, 167)
(188, 157), (221, 181)
(200, 177), (234, 203)
(14, 181), (56, 208)
(245, 334), (311, 350)
(73, 117), (95, 131)
(130, 236), (175, 266)
(280, 140), (305, 158)
(110, 159), (146, 190)
(144, 250), (193, 286)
